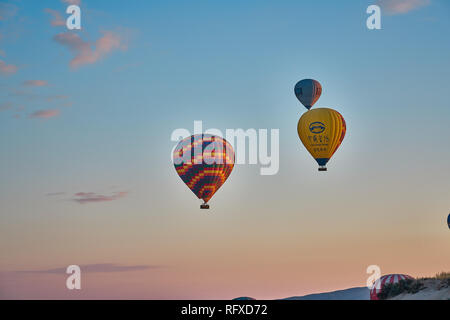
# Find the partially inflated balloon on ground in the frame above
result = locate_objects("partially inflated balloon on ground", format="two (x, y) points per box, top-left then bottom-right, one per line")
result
(297, 108), (346, 171)
(173, 134), (235, 209)
(370, 274), (413, 300)
(294, 79), (322, 110)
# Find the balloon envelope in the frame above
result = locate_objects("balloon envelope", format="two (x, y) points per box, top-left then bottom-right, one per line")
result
(297, 108), (346, 171)
(173, 134), (235, 207)
(370, 274), (413, 300)
(448, 213), (450, 229)
(294, 79), (322, 110)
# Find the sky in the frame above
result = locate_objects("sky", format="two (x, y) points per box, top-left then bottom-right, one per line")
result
(0, 0), (450, 299)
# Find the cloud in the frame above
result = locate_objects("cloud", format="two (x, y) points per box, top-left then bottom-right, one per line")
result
(73, 191), (128, 204)
(0, 59), (18, 75)
(23, 80), (48, 87)
(377, 0), (431, 15)
(46, 94), (69, 102)
(46, 192), (66, 196)
(0, 102), (13, 111)
(29, 109), (60, 119)
(17, 263), (162, 274)
(53, 31), (126, 69)
(62, 0), (81, 5)
(9, 90), (39, 101)
(0, 2), (17, 21)
(61, 101), (73, 107)
(44, 8), (65, 27)
(0, 102), (25, 113)
(9, 91), (69, 104)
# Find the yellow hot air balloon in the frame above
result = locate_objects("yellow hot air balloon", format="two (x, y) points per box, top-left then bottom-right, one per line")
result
(297, 108), (346, 171)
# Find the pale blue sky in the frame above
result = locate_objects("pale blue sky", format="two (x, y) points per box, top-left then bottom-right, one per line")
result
(0, 0), (449, 299)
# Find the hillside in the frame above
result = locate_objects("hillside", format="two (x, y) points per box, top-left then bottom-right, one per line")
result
(283, 287), (369, 300)
(233, 274), (450, 300)
(387, 278), (450, 300)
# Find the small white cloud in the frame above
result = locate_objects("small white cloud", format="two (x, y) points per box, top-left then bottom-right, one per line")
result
(62, 0), (82, 5)
(0, 60), (18, 75)
(377, 0), (431, 15)
(29, 109), (60, 119)
(0, 2), (18, 21)
(23, 80), (49, 87)
(53, 31), (126, 69)
(44, 8), (65, 27)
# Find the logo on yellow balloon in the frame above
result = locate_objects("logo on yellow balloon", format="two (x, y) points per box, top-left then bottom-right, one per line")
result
(309, 122), (325, 134)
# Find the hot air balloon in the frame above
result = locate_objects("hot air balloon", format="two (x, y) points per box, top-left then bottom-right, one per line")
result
(370, 274), (413, 300)
(297, 108), (346, 171)
(294, 79), (322, 110)
(173, 134), (235, 209)
(447, 213), (450, 229)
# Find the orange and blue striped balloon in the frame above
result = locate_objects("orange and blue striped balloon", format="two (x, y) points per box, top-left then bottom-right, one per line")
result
(173, 134), (235, 209)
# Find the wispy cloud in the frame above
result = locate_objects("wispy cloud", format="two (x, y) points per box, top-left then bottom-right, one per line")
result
(17, 263), (162, 274)
(9, 90), (69, 103)
(0, 2), (18, 21)
(53, 31), (126, 69)
(0, 59), (18, 75)
(0, 102), (13, 111)
(46, 94), (69, 102)
(23, 80), (49, 87)
(62, 0), (82, 5)
(73, 191), (128, 204)
(46, 192), (66, 196)
(377, 0), (431, 15)
(9, 90), (39, 100)
(29, 109), (60, 119)
(44, 8), (65, 27)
